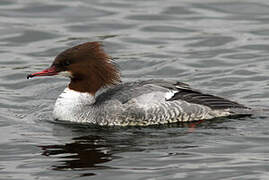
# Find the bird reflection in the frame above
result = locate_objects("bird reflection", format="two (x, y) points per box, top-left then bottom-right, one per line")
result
(40, 135), (113, 173)
(39, 117), (239, 176)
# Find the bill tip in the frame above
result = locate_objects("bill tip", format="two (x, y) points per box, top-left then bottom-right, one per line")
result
(27, 74), (33, 79)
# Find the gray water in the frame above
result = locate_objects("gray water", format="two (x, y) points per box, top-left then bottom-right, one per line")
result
(1, 0), (269, 179)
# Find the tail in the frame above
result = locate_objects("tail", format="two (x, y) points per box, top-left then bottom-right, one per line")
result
(229, 107), (269, 117)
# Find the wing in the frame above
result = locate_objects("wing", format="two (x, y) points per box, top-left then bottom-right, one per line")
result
(167, 88), (248, 110)
(96, 79), (248, 110)
(94, 79), (250, 125)
(95, 79), (184, 105)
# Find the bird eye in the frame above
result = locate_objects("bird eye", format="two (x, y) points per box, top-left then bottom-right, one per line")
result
(65, 60), (70, 66)
(59, 60), (70, 67)
(53, 60), (70, 68)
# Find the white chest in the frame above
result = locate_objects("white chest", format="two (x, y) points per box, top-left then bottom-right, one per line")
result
(53, 88), (96, 122)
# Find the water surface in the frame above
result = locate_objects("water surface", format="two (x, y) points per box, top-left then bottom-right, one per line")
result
(1, 0), (269, 179)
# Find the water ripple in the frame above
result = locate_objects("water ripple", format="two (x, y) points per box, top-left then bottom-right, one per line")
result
(1, 0), (269, 179)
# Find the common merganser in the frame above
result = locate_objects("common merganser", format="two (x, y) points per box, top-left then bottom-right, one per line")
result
(27, 42), (251, 126)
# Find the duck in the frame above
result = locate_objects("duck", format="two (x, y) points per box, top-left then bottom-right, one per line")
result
(27, 42), (251, 126)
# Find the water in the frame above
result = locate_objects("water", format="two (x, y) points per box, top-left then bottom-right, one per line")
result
(1, 0), (269, 179)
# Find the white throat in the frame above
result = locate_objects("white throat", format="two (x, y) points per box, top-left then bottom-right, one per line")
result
(53, 87), (96, 122)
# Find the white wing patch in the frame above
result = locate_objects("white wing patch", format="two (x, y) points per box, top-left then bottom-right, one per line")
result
(176, 85), (189, 90)
(164, 90), (178, 100)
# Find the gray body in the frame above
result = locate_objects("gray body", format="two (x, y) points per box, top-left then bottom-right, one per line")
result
(53, 79), (250, 126)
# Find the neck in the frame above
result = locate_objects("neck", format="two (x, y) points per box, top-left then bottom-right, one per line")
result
(59, 87), (96, 104)
(69, 77), (104, 96)
(53, 87), (96, 122)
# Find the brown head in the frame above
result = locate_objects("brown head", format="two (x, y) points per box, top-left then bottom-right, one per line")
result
(27, 42), (120, 95)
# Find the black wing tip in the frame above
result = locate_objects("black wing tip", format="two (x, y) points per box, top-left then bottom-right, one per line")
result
(167, 89), (248, 110)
